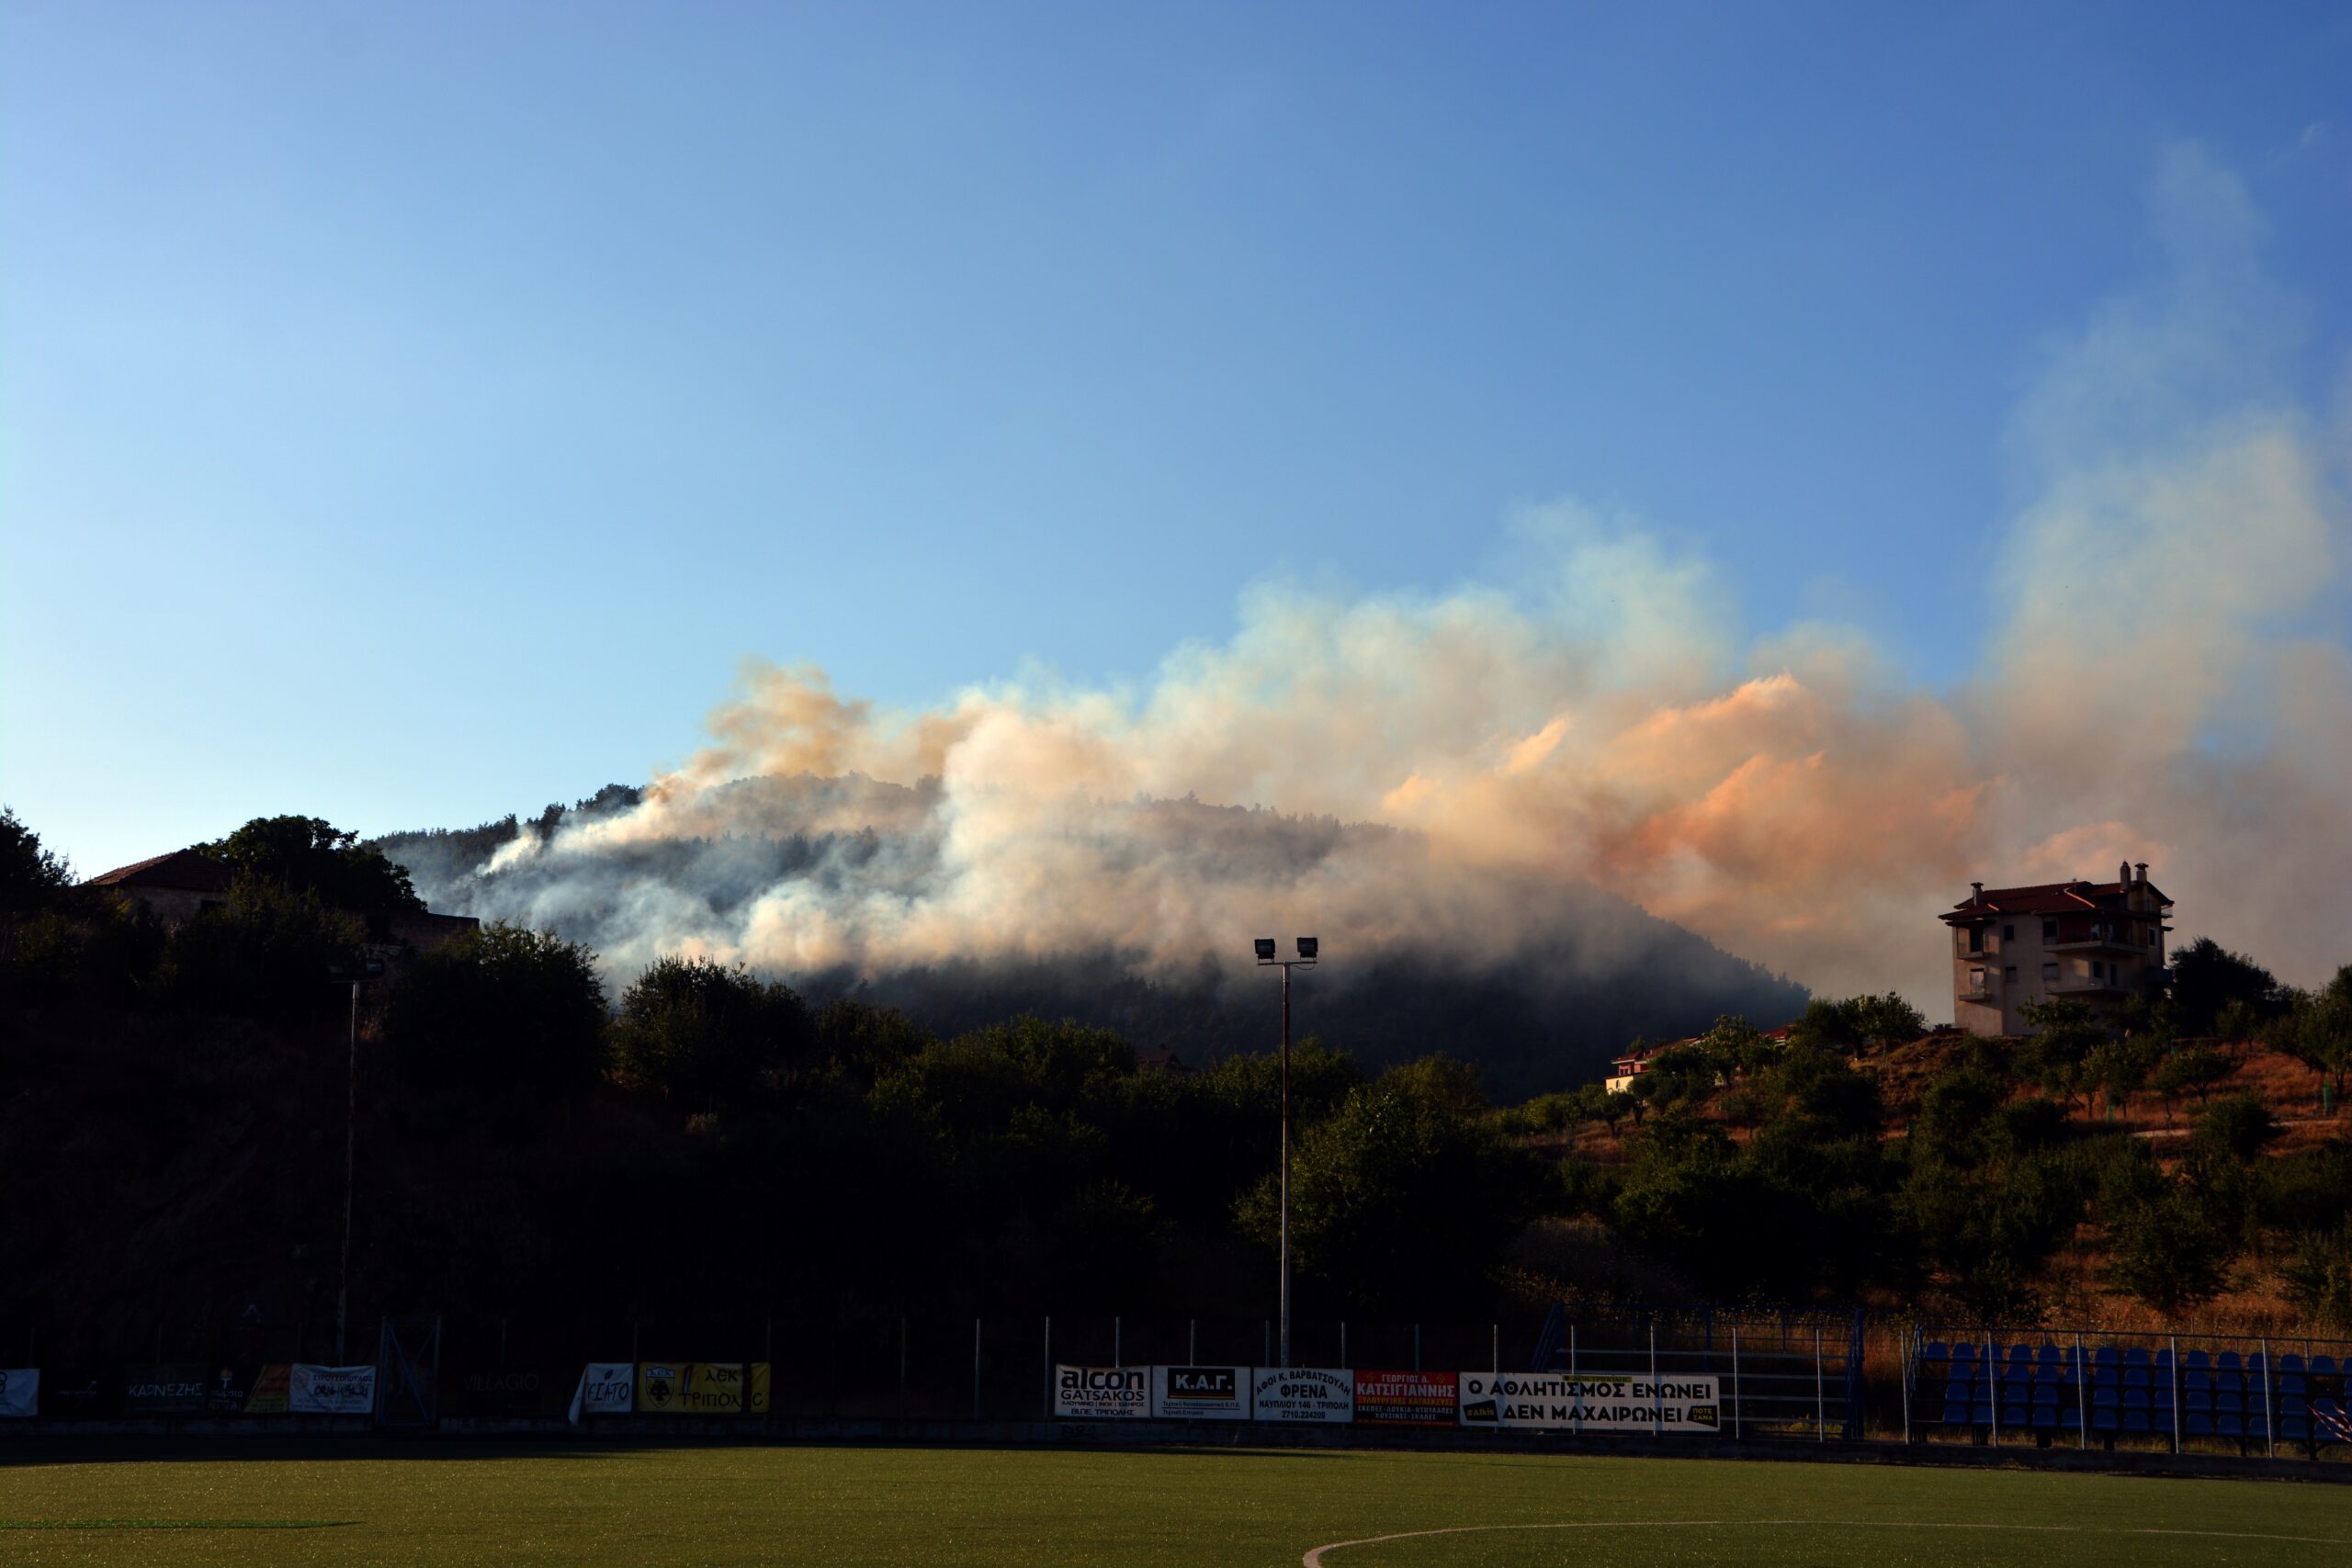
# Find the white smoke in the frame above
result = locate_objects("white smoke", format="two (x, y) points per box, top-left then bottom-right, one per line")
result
(437, 145), (2352, 1014)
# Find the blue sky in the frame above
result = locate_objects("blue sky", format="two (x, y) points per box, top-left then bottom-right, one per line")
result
(6, 1), (2348, 881)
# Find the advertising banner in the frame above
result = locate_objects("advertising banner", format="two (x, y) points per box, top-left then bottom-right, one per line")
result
(1052, 1365), (1148, 1418)
(244, 1364), (291, 1415)
(124, 1363), (209, 1415)
(288, 1363), (377, 1416)
(456, 1367), (546, 1418)
(681, 1363), (743, 1416)
(569, 1362), (635, 1423)
(748, 1361), (771, 1415)
(204, 1365), (254, 1415)
(1149, 1365), (1248, 1420)
(1250, 1367), (1353, 1423)
(1456, 1371), (1721, 1433)
(0, 1369), (35, 1418)
(636, 1362), (688, 1414)
(1353, 1370), (1457, 1425)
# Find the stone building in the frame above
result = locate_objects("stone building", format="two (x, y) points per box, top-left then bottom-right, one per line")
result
(86, 849), (478, 961)
(1939, 862), (2172, 1036)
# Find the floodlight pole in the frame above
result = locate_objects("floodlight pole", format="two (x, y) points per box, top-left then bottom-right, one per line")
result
(1257, 939), (1317, 1371)
(335, 978), (358, 1363)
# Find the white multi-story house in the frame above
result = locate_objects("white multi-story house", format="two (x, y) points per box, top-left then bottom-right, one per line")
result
(1939, 862), (2173, 1036)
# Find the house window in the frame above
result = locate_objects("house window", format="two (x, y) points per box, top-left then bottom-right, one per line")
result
(2092, 960), (2106, 981)
(1969, 967), (1985, 992)
(2003, 924), (2015, 942)
(2004, 966), (2018, 984)
(1968, 926), (1984, 953)
(2042, 963), (2059, 982)
(2043, 919), (2057, 940)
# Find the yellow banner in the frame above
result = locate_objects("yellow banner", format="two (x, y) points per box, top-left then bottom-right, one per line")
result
(682, 1362), (742, 1415)
(636, 1362), (689, 1414)
(748, 1362), (771, 1415)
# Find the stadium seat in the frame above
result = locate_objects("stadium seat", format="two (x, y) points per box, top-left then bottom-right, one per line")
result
(2036, 1343), (2061, 1368)
(2186, 1411), (2215, 1438)
(2123, 1409), (2150, 1434)
(2280, 1371), (2308, 1396)
(2282, 1416), (2312, 1442)
(2033, 1382), (2059, 1408)
(2154, 1348), (2175, 1380)
(2246, 1414), (2268, 1441)
(2123, 1386), (2149, 1411)
(2093, 1385), (2119, 1409)
(2030, 1406), (2057, 1431)
(2218, 1350), (2244, 1379)
(2309, 1354), (2337, 1378)
(2216, 1390), (2244, 1416)
(2217, 1413), (2245, 1440)
(2060, 1407), (2082, 1432)
(2093, 1346), (2120, 1371)
(2092, 1407), (2119, 1433)
(1941, 1400), (1972, 1425)
(2124, 1347), (2151, 1370)
(2123, 1365), (2149, 1389)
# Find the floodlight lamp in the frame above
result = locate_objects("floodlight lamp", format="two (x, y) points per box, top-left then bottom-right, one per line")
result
(1295, 937), (1318, 960)
(1254, 938), (1277, 962)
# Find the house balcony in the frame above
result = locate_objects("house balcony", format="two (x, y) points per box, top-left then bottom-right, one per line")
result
(2049, 936), (2156, 953)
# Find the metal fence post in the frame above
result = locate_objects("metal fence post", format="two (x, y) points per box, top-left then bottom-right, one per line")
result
(2076, 1333), (2087, 1451)
(2261, 1336), (2275, 1459)
(2168, 1334), (2179, 1454)
(1730, 1325), (1740, 1440)
(1571, 1324), (1582, 1437)
(1115, 1316), (1122, 1368)
(1648, 1321), (1662, 1438)
(1189, 1319), (1196, 1365)
(1043, 1316), (1052, 1417)
(1414, 1325), (1421, 1372)
(1492, 1323), (1499, 1374)
(1340, 1321), (1347, 1369)
(972, 1319), (981, 1422)
(1900, 1325), (1911, 1444)
(1985, 1329), (1997, 1447)
(899, 1316), (908, 1401)
(1814, 1326), (1824, 1442)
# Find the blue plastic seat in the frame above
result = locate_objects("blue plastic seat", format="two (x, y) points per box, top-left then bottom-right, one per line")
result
(2124, 1386), (2149, 1410)
(2093, 1385), (2119, 1409)
(2187, 1412), (2215, 1438)
(1972, 1403), (1996, 1427)
(2282, 1416), (2312, 1441)
(2278, 1352), (2304, 1373)
(2033, 1382), (2059, 1408)
(2216, 1390), (2244, 1416)
(1945, 1378), (1972, 1404)
(2092, 1407), (2119, 1433)
(2217, 1413), (2245, 1439)
(1922, 1340), (1950, 1363)
(1951, 1342), (1978, 1365)
(2218, 1350), (2244, 1378)
(2123, 1409), (2151, 1433)
(2281, 1393), (2310, 1417)
(2246, 1414), (2268, 1439)
(2060, 1407), (2082, 1431)
(1941, 1401), (1972, 1425)
(2280, 1372), (2307, 1395)
(2094, 1346), (2120, 1371)
(2309, 1354), (2337, 1377)
(2123, 1365), (2149, 1388)
(2124, 1347), (2151, 1370)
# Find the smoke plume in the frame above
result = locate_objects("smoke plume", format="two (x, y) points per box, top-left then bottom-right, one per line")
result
(417, 146), (2352, 1019)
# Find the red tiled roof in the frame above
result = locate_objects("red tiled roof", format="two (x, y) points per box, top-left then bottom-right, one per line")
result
(1941, 878), (2169, 921)
(85, 849), (232, 893)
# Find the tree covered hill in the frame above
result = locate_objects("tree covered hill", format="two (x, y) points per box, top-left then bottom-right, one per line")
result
(374, 783), (1811, 1100)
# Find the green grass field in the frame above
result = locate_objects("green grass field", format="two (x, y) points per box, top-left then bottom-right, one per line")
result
(3, 1442), (2347, 1567)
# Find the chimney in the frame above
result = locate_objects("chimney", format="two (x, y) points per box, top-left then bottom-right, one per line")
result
(2134, 861), (2148, 885)
(2119, 860), (2131, 886)
(1971, 881), (1984, 902)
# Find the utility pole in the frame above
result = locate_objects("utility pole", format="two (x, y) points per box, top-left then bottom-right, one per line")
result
(330, 957), (382, 1364)
(1254, 937), (1317, 1370)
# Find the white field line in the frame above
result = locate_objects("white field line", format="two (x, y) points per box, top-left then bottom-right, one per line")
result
(1300, 1518), (2347, 1565)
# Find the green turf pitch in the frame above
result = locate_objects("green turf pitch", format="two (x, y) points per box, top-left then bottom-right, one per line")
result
(3, 1443), (2346, 1567)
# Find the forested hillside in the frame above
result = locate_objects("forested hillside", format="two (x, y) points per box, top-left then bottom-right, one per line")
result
(5, 807), (2346, 1372)
(374, 784), (1811, 1099)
